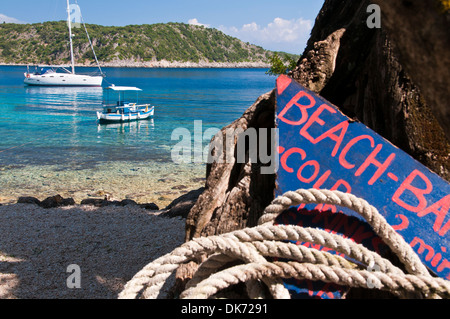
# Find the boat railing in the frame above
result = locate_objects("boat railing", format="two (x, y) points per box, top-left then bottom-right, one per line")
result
(102, 103), (152, 114)
(102, 103), (151, 108)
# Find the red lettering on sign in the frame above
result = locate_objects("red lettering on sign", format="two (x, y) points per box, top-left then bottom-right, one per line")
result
(303, 242), (322, 251)
(310, 121), (349, 157)
(309, 212), (382, 252)
(304, 280), (338, 299)
(439, 220), (450, 237)
(332, 179), (352, 193)
(392, 214), (409, 231)
(372, 237), (384, 254)
(411, 238), (450, 278)
(280, 147), (306, 173)
(432, 251), (443, 268)
(278, 91), (315, 126)
(355, 144), (396, 185)
(316, 284), (335, 299)
(300, 104), (336, 143)
(297, 160), (320, 183)
(339, 135), (375, 169)
(311, 211), (340, 234)
(392, 170), (432, 213)
(417, 195), (450, 235)
(332, 215), (359, 239)
(352, 225), (375, 244)
(437, 260), (450, 280)
(410, 237), (434, 261)
(312, 170), (332, 189)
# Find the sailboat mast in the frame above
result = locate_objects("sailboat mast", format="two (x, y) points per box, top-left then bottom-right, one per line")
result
(66, 0), (75, 74)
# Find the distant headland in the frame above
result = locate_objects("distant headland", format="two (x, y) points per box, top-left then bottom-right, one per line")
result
(0, 21), (297, 68)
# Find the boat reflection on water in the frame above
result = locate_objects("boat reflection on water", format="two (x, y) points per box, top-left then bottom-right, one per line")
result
(97, 118), (155, 134)
(25, 86), (103, 113)
(24, 85), (104, 96)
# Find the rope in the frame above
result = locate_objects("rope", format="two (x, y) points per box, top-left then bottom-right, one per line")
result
(181, 262), (450, 299)
(118, 189), (450, 299)
(259, 189), (430, 276)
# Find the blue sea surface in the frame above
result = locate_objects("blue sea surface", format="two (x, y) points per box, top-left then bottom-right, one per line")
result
(0, 66), (275, 204)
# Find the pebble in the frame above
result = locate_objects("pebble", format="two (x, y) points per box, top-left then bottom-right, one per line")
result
(172, 185), (187, 190)
(17, 197), (41, 205)
(40, 195), (75, 209)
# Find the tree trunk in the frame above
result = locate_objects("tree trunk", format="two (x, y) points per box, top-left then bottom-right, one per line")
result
(177, 0), (450, 298)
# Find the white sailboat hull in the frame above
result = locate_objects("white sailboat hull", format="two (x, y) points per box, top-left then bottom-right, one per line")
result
(24, 72), (103, 87)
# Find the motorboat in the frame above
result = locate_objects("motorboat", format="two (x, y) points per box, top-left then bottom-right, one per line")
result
(97, 85), (155, 123)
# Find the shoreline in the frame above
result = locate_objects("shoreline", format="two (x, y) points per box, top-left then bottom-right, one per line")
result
(0, 60), (271, 69)
(0, 161), (206, 209)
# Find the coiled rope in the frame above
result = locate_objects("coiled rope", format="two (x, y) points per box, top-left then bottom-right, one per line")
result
(118, 189), (450, 299)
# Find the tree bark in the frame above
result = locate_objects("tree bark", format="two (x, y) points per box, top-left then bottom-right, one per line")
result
(176, 0), (450, 298)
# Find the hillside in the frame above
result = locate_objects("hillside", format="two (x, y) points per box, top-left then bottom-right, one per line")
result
(0, 21), (293, 67)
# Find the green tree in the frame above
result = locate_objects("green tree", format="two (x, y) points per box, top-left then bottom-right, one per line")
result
(266, 53), (298, 76)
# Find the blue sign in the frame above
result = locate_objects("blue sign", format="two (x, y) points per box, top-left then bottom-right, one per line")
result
(275, 74), (450, 298)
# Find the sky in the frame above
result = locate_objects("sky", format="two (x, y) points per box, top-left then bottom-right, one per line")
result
(0, 0), (325, 54)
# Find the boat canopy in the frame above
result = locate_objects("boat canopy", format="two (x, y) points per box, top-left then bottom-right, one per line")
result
(106, 85), (142, 92)
(36, 64), (72, 68)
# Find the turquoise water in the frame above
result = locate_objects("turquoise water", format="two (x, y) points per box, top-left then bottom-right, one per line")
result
(0, 66), (275, 205)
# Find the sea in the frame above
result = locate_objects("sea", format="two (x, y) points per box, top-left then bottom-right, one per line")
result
(0, 66), (276, 206)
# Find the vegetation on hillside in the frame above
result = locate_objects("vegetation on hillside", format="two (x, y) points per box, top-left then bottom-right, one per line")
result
(265, 53), (298, 75)
(0, 21), (299, 66)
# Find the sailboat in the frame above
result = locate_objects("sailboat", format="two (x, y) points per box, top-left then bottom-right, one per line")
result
(24, 0), (104, 87)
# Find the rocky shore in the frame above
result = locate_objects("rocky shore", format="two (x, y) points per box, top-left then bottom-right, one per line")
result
(1, 59), (270, 69)
(14, 186), (204, 217)
(100, 59), (271, 69)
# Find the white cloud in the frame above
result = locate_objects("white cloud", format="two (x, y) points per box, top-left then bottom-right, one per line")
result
(0, 14), (26, 24)
(219, 17), (313, 54)
(188, 18), (210, 28)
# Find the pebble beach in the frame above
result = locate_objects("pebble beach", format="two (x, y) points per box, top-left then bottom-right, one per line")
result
(0, 202), (186, 299)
